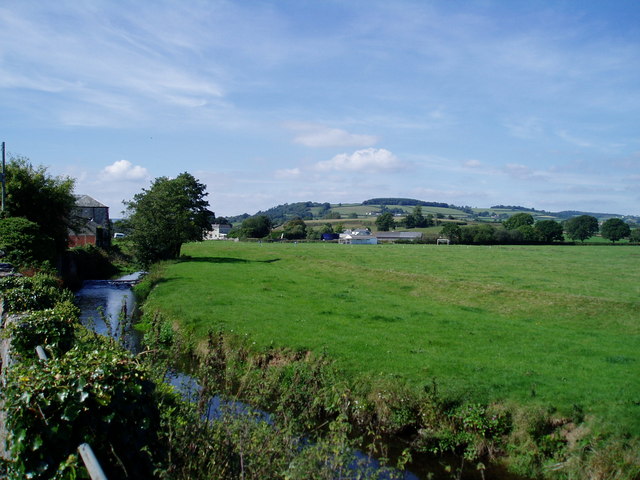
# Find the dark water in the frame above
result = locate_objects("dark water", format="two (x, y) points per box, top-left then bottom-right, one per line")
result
(74, 273), (143, 351)
(74, 275), (523, 480)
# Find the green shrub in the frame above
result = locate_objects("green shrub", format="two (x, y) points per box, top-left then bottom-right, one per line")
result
(8, 301), (80, 358)
(0, 217), (56, 268)
(0, 273), (73, 313)
(4, 340), (160, 480)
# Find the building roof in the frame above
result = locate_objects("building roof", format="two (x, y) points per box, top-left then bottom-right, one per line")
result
(375, 231), (423, 239)
(74, 194), (108, 209)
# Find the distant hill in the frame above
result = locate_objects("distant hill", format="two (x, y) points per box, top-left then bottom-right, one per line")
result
(225, 200), (640, 226)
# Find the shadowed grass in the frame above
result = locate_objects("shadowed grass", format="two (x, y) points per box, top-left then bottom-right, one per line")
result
(144, 242), (640, 436)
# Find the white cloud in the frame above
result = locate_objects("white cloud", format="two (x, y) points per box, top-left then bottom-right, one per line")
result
(289, 123), (378, 148)
(315, 148), (405, 173)
(101, 160), (149, 181)
(274, 167), (301, 179)
(463, 159), (482, 168)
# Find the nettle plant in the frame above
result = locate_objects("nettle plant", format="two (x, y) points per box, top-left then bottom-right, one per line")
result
(4, 340), (160, 480)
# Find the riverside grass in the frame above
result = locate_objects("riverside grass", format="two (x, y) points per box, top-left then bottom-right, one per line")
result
(143, 241), (640, 437)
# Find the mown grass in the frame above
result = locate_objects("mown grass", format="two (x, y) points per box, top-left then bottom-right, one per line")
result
(144, 242), (640, 436)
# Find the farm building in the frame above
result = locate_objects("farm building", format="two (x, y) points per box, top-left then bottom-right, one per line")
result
(68, 195), (111, 248)
(375, 231), (423, 242)
(205, 224), (232, 240)
(339, 229), (378, 244)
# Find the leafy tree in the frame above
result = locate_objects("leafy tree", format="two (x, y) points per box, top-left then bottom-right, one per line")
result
(238, 215), (272, 238)
(4, 156), (76, 257)
(305, 226), (319, 240)
(375, 212), (395, 231)
(517, 224), (538, 242)
(282, 218), (307, 239)
(564, 215), (599, 243)
(600, 218), (631, 243)
(404, 205), (430, 228)
(630, 229), (640, 243)
(125, 173), (211, 265)
(534, 220), (564, 243)
(469, 224), (496, 244)
(0, 217), (56, 268)
(318, 223), (334, 235)
(440, 223), (461, 243)
(503, 213), (534, 230)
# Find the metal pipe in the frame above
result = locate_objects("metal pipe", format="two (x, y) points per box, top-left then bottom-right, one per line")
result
(78, 443), (109, 480)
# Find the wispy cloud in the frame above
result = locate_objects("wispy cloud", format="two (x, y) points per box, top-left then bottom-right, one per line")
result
(556, 130), (593, 148)
(274, 167), (302, 179)
(288, 123), (378, 148)
(314, 148), (406, 173)
(503, 163), (549, 181)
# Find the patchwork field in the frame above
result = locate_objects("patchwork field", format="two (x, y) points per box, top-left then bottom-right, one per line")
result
(144, 241), (640, 436)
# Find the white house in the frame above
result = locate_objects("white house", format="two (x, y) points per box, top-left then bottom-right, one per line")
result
(205, 224), (232, 240)
(339, 229), (378, 244)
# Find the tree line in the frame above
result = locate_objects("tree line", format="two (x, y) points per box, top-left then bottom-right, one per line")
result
(1, 155), (638, 276)
(440, 212), (637, 245)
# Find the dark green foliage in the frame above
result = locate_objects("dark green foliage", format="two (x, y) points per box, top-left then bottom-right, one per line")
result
(439, 223), (462, 242)
(232, 215), (272, 238)
(630, 229), (640, 243)
(363, 198), (450, 208)
(64, 244), (120, 286)
(375, 212), (395, 231)
(0, 273), (73, 313)
(4, 341), (159, 480)
(600, 218), (631, 243)
(4, 156), (76, 257)
(125, 172), (212, 266)
(503, 213), (534, 230)
(564, 215), (599, 242)
(534, 220), (564, 242)
(253, 201), (323, 225)
(404, 205), (432, 228)
(516, 224), (537, 242)
(0, 217), (56, 268)
(8, 301), (80, 357)
(460, 224), (497, 244)
(281, 217), (307, 239)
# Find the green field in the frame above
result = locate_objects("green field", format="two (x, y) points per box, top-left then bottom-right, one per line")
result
(144, 241), (640, 435)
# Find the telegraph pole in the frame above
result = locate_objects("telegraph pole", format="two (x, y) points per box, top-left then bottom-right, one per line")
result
(1, 142), (5, 213)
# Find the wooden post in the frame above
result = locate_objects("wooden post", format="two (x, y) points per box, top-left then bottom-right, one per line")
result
(78, 443), (109, 480)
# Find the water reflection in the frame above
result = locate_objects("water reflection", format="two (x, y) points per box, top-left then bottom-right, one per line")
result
(74, 274), (143, 351)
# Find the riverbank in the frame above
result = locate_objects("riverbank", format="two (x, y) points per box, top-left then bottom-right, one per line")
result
(137, 241), (640, 479)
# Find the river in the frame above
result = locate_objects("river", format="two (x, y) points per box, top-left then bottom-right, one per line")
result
(74, 274), (524, 480)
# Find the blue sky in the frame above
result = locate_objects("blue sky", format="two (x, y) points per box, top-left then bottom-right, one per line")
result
(1, 0), (639, 217)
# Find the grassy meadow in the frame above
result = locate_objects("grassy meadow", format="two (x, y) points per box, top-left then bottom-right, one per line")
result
(144, 241), (640, 436)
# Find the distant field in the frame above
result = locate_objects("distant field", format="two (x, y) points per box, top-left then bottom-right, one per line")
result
(325, 204), (469, 219)
(144, 242), (640, 436)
